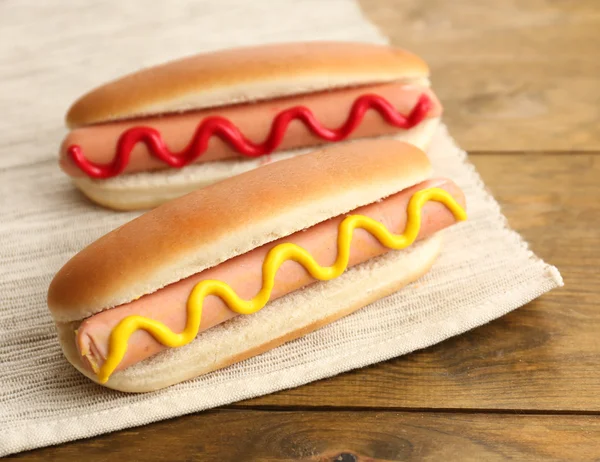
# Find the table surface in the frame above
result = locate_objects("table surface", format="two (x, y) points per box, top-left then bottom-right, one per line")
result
(8, 1), (600, 460)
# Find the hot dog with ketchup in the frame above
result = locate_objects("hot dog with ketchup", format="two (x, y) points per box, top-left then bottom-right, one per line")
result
(60, 42), (443, 210)
(48, 139), (466, 392)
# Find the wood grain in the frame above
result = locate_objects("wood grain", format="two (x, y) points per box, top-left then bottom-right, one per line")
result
(359, 0), (600, 151)
(230, 153), (600, 411)
(7, 410), (600, 461)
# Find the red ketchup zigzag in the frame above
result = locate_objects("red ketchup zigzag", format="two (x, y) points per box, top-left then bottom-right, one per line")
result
(68, 93), (432, 179)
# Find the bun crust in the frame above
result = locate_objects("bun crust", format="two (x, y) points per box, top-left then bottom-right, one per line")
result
(48, 139), (432, 321)
(56, 235), (441, 392)
(71, 119), (440, 211)
(66, 42), (429, 128)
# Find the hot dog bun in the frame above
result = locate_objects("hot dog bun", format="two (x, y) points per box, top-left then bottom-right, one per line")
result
(66, 42), (429, 128)
(48, 139), (446, 391)
(48, 139), (432, 320)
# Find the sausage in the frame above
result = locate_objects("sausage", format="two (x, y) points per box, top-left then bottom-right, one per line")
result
(60, 83), (442, 177)
(76, 177), (464, 373)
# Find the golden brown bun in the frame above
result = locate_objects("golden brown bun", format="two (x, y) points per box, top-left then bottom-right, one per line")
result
(66, 42), (429, 128)
(47, 139), (432, 322)
(56, 235), (442, 392)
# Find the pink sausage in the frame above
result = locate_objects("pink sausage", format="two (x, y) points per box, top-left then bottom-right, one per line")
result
(60, 83), (442, 177)
(77, 178), (464, 373)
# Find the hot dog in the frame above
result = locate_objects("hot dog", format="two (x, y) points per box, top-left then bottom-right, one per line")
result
(47, 139), (467, 392)
(60, 42), (443, 210)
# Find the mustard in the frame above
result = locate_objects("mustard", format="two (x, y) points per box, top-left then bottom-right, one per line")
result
(97, 187), (467, 383)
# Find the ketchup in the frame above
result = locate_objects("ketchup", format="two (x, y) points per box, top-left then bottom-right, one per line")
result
(68, 93), (432, 179)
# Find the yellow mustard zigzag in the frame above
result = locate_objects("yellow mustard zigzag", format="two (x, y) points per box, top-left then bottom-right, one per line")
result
(97, 187), (467, 382)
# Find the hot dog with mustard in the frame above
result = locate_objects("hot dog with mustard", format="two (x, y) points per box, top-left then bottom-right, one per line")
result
(48, 139), (466, 392)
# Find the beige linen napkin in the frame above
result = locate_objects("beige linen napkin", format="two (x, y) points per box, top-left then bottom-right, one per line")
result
(0, 0), (562, 456)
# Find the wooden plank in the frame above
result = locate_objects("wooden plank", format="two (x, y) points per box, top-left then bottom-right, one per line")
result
(231, 153), (600, 411)
(8, 410), (600, 461)
(360, 0), (600, 151)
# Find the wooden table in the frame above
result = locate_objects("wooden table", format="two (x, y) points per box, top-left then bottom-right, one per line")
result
(9, 1), (600, 460)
